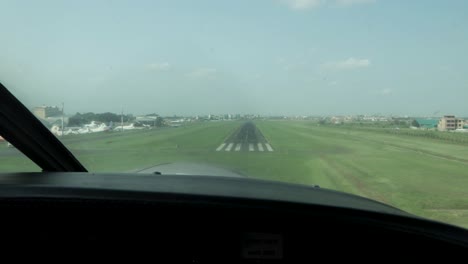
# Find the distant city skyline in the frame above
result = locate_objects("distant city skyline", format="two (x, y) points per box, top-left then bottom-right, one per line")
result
(1, 1), (468, 116)
(23, 101), (468, 119)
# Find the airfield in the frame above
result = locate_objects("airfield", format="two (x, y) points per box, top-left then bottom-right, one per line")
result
(1, 120), (468, 229)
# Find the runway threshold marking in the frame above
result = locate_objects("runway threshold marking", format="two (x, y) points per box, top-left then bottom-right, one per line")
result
(216, 143), (226, 151)
(235, 143), (241, 151)
(215, 122), (274, 153)
(257, 143), (264, 152)
(225, 143), (234, 152)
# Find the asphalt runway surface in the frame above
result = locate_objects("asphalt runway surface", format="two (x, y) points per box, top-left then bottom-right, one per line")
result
(216, 122), (273, 152)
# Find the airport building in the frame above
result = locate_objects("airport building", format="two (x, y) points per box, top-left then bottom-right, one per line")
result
(32, 106), (62, 119)
(135, 116), (158, 126)
(437, 115), (464, 131)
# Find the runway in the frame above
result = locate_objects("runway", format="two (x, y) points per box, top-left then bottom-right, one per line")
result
(216, 122), (273, 152)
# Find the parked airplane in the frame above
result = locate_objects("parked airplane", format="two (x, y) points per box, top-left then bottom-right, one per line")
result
(50, 125), (64, 136)
(114, 123), (136, 131)
(50, 121), (113, 136)
(114, 123), (149, 131)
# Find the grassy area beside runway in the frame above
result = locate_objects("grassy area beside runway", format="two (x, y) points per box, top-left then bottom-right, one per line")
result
(0, 120), (467, 228)
(0, 121), (240, 172)
(63, 121), (241, 172)
(255, 121), (468, 228)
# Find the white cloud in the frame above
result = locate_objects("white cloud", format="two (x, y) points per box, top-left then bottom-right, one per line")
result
(281, 0), (322, 10)
(283, 64), (294, 71)
(187, 68), (218, 79)
(282, 0), (324, 10)
(380, 88), (392, 95)
(147, 62), (171, 71)
(335, 0), (376, 7)
(328, 81), (338, 86)
(322, 57), (371, 70)
(281, 0), (375, 10)
(275, 57), (286, 64)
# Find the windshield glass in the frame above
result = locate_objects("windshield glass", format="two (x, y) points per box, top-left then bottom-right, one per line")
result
(1, 0), (468, 228)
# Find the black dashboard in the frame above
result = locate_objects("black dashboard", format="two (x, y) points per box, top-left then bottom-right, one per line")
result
(0, 173), (466, 262)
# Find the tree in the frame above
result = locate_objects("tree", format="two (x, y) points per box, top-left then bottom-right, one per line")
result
(411, 120), (420, 127)
(95, 112), (121, 123)
(68, 112), (86, 126)
(68, 112), (130, 126)
(155, 116), (164, 127)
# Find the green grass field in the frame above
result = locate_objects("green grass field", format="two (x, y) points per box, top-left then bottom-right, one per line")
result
(1, 120), (467, 228)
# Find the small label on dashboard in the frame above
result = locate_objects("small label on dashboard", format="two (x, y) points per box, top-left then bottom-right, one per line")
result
(241, 233), (283, 259)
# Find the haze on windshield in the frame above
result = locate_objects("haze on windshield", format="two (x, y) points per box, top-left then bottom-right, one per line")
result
(1, 1), (468, 229)
(0, 0), (467, 116)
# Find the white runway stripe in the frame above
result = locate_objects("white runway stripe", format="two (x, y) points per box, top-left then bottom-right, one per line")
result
(216, 143), (226, 151)
(235, 143), (241, 151)
(217, 142), (271, 152)
(225, 143), (234, 151)
(257, 143), (264, 152)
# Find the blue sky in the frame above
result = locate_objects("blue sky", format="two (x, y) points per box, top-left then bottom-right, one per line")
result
(0, 0), (467, 116)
